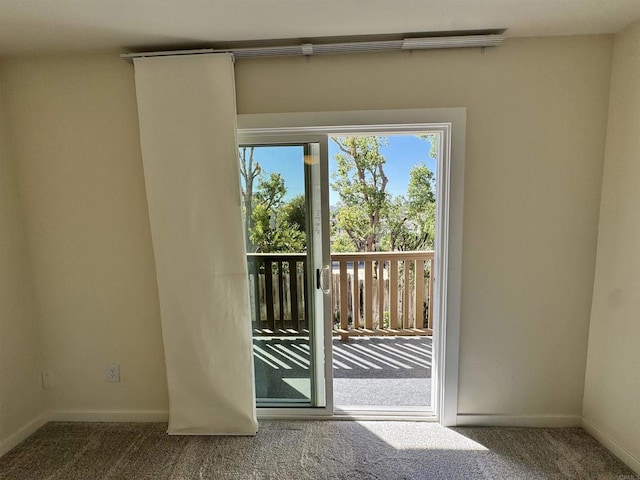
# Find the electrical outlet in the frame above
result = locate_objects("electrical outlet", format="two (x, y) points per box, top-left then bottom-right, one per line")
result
(41, 371), (54, 390)
(105, 363), (120, 383)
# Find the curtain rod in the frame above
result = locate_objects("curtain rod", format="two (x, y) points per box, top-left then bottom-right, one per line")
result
(120, 34), (505, 62)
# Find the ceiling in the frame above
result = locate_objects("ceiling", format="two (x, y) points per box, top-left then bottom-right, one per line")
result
(1, 0), (639, 56)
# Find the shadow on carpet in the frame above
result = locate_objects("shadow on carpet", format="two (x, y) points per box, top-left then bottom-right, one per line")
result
(0, 421), (637, 480)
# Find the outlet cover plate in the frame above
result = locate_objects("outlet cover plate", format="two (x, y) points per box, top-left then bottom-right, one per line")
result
(41, 371), (54, 389)
(105, 363), (120, 383)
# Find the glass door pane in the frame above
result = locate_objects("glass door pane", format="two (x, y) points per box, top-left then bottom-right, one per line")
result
(239, 144), (318, 406)
(327, 134), (437, 412)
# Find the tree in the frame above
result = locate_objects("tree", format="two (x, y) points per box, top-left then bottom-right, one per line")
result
(280, 194), (306, 234)
(407, 162), (435, 210)
(250, 202), (306, 252)
(330, 136), (389, 251)
(239, 146), (310, 253)
(248, 173), (305, 253)
(382, 162), (436, 251)
(239, 146), (260, 251)
(254, 172), (286, 211)
(243, 134), (438, 254)
(418, 133), (439, 161)
(382, 196), (411, 251)
(407, 162), (436, 250)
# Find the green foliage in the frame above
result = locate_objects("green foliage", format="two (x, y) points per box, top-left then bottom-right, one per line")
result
(249, 204), (306, 253)
(331, 232), (358, 253)
(254, 173), (286, 210)
(381, 195), (410, 251)
(417, 133), (439, 160)
(407, 162), (435, 211)
(407, 162), (436, 249)
(240, 166), (307, 253)
(330, 136), (437, 253)
(240, 133), (438, 256)
(330, 136), (390, 251)
(249, 193), (306, 253)
(385, 162), (437, 251)
(280, 194), (306, 234)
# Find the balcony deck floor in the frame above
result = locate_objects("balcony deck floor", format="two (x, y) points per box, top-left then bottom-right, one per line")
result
(253, 336), (432, 408)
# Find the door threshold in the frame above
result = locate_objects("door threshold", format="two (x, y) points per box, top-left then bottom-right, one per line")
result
(257, 407), (437, 422)
(334, 407), (437, 422)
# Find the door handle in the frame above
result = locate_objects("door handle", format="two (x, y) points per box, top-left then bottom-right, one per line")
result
(316, 265), (331, 294)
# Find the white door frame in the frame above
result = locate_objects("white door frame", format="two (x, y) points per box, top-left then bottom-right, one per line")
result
(237, 108), (466, 426)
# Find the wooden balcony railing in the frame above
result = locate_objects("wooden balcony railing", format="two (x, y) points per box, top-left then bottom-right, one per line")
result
(247, 253), (308, 335)
(247, 251), (434, 338)
(331, 251), (434, 339)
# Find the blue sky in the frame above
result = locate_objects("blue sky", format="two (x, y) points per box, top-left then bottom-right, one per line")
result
(245, 135), (437, 206)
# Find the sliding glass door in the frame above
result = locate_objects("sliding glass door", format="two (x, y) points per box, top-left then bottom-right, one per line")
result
(239, 143), (328, 407)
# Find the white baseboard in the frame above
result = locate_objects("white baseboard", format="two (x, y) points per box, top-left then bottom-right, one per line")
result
(48, 410), (169, 423)
(456, 414), (583, 428)
(582, 417), (640, 476)
(0, 413), (48, 458)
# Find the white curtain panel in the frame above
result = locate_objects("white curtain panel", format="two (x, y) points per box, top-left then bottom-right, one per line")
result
(133, 54), (257, 435)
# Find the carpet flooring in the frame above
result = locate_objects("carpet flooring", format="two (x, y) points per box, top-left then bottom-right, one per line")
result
(1, 421), (637, 480)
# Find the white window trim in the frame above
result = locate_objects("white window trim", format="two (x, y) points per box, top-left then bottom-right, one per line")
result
(237, 108), (465, 427)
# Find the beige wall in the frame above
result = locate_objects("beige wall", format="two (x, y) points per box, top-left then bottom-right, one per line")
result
(0, 73), (45, 450)
(236, 35), (613, 416)
(0, 55), (168, 415)
(583, 21), (640, 471)
(0, 35), (612, 418)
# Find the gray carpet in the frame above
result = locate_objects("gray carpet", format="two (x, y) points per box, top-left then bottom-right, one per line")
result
(1, 422), (637, 480)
